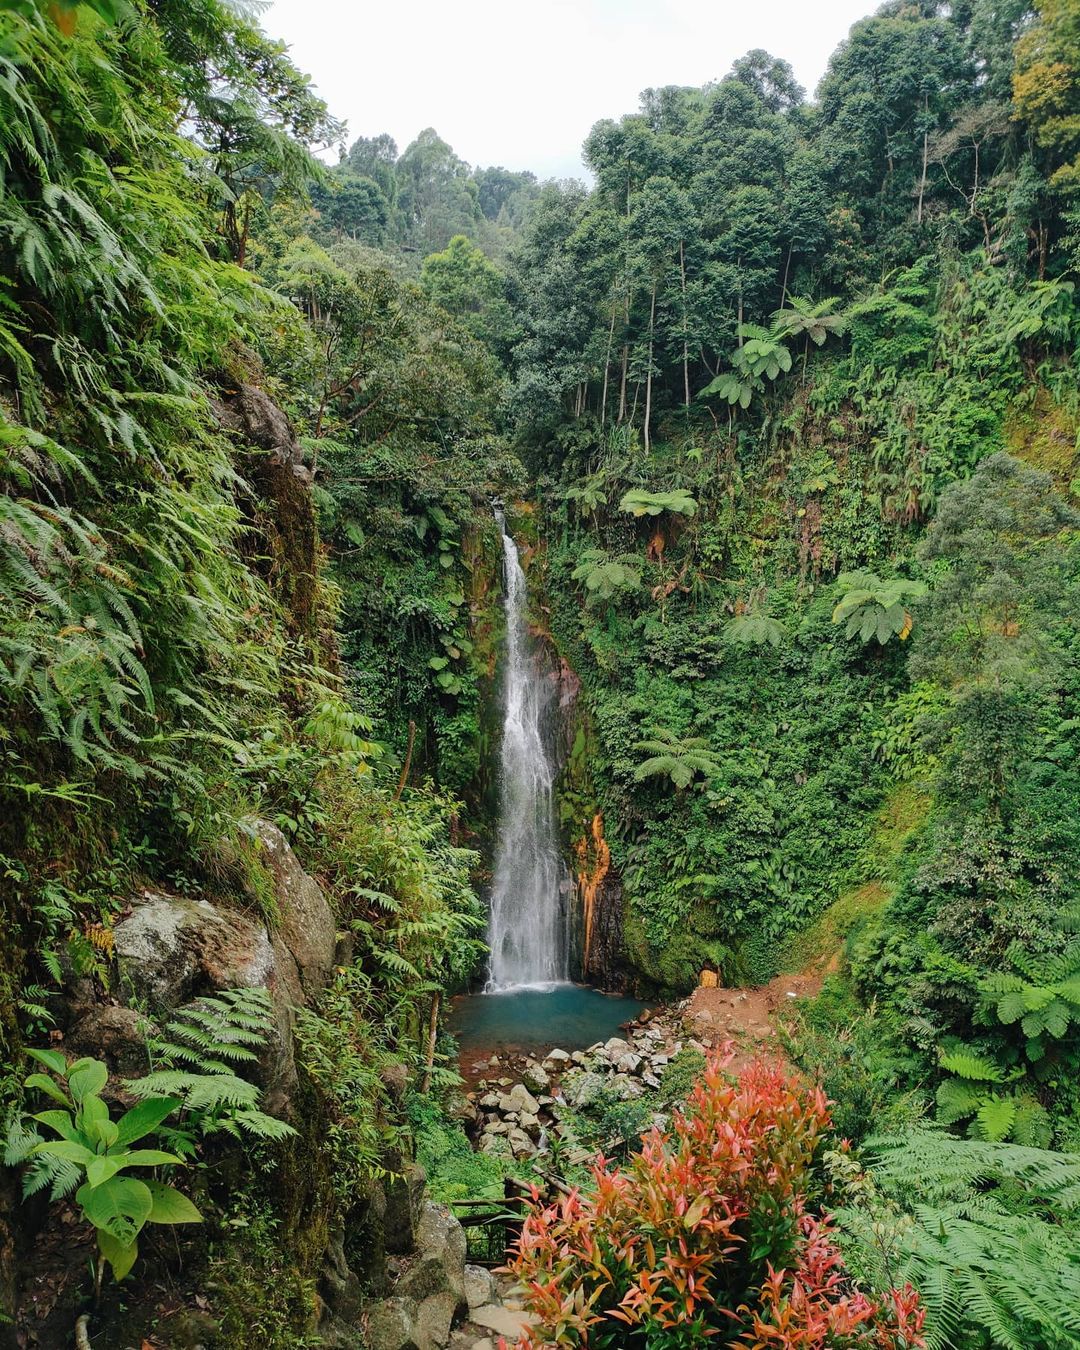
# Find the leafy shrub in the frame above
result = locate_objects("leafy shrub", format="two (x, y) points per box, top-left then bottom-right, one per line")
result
(506, 1050), (924, 1348)
(5, 1050), (200, 1282)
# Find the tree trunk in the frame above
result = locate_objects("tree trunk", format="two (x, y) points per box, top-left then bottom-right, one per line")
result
(917, 94), (929, 225)
(600, 297), (617, 428)
(420, 991), (440, 1095)
(644, 282), (656, 453)
(680, 240), (690, 411)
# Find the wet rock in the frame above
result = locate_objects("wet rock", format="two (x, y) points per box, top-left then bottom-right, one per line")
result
(463, 1265), (497, 1310)
(416, 1290), (458, 1349)
(470, 1305), (534, 1341)
(384, 1163), (427, 1255)
(520, 1063), (550, 1095)
(562, 1071), (607, 1109)
(508, 1128), (536, 1158)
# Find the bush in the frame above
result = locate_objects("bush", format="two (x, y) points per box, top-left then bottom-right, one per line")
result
(505, 1050), (924, 1349)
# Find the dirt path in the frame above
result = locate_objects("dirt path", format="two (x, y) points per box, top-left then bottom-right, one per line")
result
(681, 972), (822, 1073)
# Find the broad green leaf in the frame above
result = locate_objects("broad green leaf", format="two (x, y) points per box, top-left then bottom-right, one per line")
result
(31, 1109), (80, 1142)
(68, 1061), (108, 1104)
(25, 1074), (71, 1106)
(31, 1139), (96, 1166)
(26, 1048), (68, 1076)
(144, 1180), (202, 1225)
(77, 1176), (153, 1244)
(85, 1155), (125, 1189)
(97, 1229), (139, 1281)
(119, 1148), (183, 1167)
(114, 1096), (182, 1147)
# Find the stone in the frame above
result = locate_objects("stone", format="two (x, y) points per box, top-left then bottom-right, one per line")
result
(321, 1223), (363, 1323)
(478, 1092), (500, 1110)
(518, 1112), (540, 1135)
(65, 1004), (152, 1077)
(366, 1296), (420, 1350)
(651, 1054), (670, 1068)
(642, 1073), (662, 1090)
(615, 1052), (643, 1075)
(508, 1128), (536, 1158)
(520, 1063), (550, 1095)
(610, 1074), (644, 1100)
(396, 1204), (467, 1315)
(604, 1037), (631, 1058)
(463, 1264), (497, 1310)
(562, 1071), (607, 1109)
(250, 819), (335, 994)
(470, 1305), (534, 1340)
(504, 1083), (539, 1115)
(384, 1163), (427, 1255)
(416, 1291), (458, 1349)
(483, 1119), (508, 1136)
(543, 1047), (571, 1070)
(570, 1050), (589, 1067)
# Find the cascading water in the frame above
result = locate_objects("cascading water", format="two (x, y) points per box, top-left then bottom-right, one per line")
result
(485, 510), (568, 990)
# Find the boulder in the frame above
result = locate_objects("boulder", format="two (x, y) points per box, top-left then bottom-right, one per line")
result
(505, 1083), (539, 1115)
(520, 1063), (550, 1095)
(604, 1037), (631, 1058)
(114, 891), (274, 1010)
(416, 1291), (458, 1349)
(470, 1305), (534, 1342)
(321, 1224), (363, 1323)
(366, 1296), (420, 1350)
(397, 1204), (467, 1315)
(508, 1128), (536, 1158)
(543, 1047), (571, 1070)
(65, 1004), (152, 1077)
(615, 1052), (643, 1075)
(562, 1071), (607, 1109)
(250, 819), (336, 994)
(384, 1163), (427, 1255)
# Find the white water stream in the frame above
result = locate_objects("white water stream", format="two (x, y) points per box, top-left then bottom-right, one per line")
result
(485, 511), (568, 990)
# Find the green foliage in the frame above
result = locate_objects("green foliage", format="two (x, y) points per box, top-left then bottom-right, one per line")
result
(6, 1050), (199, 1283)
(631, 729), (721, 791)
(618, 488), (697, 518)
(129, 988), (295, 1147)
(832, 572), (928, 645)
(836, 1131), (1080, 1350)
(571, 549), (642, 604)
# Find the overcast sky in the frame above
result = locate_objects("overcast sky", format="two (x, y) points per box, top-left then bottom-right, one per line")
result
(265, 0), (880, 181)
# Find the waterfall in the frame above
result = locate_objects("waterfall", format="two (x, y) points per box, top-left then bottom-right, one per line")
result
(485, 511), (568, 991)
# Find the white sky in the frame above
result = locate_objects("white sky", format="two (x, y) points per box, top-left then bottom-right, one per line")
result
(265, 0), (880, 180)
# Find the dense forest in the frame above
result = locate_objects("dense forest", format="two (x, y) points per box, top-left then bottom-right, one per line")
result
(2, 0), (1080, 1346)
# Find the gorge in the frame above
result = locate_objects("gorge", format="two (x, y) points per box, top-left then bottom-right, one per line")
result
(2, 0), (1080, 1346)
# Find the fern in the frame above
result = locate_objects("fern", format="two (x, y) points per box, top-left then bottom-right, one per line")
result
(837, 1131), (1080, 1350)
(127, 988), (293, 1145)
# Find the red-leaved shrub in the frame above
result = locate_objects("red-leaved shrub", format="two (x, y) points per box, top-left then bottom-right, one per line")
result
(503, 1051), (924, 1349)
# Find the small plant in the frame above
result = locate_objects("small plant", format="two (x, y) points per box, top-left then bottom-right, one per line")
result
(618, 488), (698, 519)
(5, 1050), (200, 1283)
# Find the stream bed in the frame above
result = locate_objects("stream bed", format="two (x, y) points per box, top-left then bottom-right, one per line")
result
(450, 983), (644, 1058)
